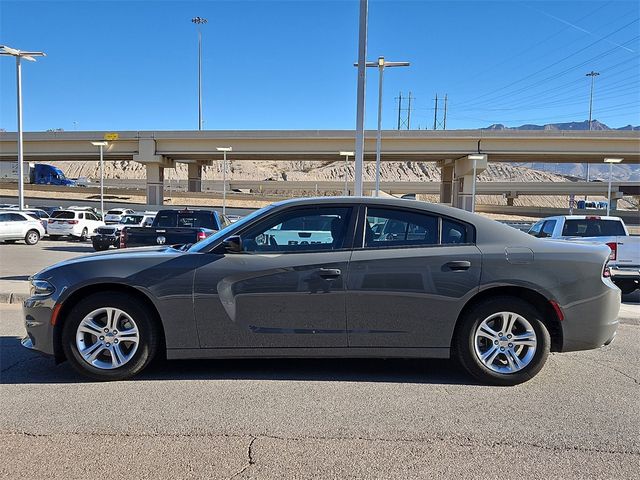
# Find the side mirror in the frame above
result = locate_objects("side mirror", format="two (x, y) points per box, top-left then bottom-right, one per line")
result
(222, 235), (242, 253)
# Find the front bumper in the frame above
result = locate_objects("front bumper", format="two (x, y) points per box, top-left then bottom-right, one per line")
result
(22, 296), (58, 357)
(92, 234), (118, 248)
(560, 280), (621, 352)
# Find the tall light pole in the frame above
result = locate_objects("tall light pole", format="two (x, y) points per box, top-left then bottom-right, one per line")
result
(585, 71), (600, 189)
(192, 17), (208, 130)
(216, 147), (232, 216)
(360, 57), (410, 196)
(91, 142), (108, 218)
(0, 45), (46, 211)
(353, 0), (368, 197)
(339, 151), (354, 195)
(604, 157), (623, 216)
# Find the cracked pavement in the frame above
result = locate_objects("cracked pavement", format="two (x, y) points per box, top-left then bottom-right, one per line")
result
(1, 303), (639, 479)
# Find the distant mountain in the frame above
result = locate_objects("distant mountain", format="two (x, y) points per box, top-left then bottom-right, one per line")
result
(483, 120), (639, 131)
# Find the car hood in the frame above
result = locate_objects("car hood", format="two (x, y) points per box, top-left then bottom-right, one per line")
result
(33, 245), (181, 279)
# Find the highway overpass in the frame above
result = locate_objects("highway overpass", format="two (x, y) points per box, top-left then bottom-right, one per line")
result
(1, 129), (638, 207)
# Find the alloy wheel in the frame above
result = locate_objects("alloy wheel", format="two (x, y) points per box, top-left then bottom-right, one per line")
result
(473, 311), (537, 374)
(75, 307), (140, 370)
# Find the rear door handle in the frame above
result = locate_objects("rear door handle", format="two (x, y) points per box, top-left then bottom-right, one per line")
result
(445, 261), (471, 271)
(318, 268), (342, 278)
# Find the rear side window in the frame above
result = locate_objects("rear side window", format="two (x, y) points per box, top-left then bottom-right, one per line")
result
(562, 219), (625, 237)
(365, 208), (438, 248)
(8, 213), (26, 221)
(52, 211), (75, 219)
(107, 209), (122, 215)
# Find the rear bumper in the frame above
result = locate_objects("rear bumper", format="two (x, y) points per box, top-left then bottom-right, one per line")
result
(560, 280), (621, 352)
(610, 266), (640, 280)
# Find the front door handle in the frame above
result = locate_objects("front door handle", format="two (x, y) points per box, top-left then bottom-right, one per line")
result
(445, 261), (471, 271)
(318, 268), (342, 278)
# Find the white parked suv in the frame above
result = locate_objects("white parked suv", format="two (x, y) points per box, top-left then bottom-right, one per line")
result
(0, 211), (46, 245)
(48, 209), (105, 241)
(104, 208), (136, 224)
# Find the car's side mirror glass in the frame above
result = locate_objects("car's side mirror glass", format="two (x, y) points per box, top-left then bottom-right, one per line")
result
(219, 235), (242, 254)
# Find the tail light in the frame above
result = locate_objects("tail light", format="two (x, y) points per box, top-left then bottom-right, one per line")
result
(605, 242), (617, 261)
(603, 259), (611, 278)
(48, 219), (54, 224)
(67, 220), (78, 225)
(120, 228), (127, 248)
(196, 231), (207, 242)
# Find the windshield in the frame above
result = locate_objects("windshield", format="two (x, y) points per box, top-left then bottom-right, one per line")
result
(188, 205), (276, 252)
(52, 167), (66, 179)
(120, 215), (143, 224)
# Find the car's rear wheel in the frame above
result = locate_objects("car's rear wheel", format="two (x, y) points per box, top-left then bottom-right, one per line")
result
(79, 228), (89, 242)
(455, 297), (550, 386)
(25, 229), (40, 245)
(62, 292), (159, 381)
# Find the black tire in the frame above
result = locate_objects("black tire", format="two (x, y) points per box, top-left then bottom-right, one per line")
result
(25, 229), (40, 245)
(61, 292), (159, 381)
(455, 296), (550, 386)
(92, 243), (108, 252)
(79, 228), (89, 242)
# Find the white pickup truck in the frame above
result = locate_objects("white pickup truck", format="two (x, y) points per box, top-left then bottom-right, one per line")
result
(528, 215), (640, 294)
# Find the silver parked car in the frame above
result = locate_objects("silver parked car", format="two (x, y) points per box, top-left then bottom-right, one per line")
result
(22, 197), (619, 384)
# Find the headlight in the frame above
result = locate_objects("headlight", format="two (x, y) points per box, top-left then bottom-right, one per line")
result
(30, 279), (55, 297)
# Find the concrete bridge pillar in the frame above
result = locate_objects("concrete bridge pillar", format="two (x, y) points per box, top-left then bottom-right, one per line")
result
(443, 155), (487, 211)
(609, 191), (624, 212)
(439, 162), (454, 204)
(187, 163), (202, 192)
(132, 138), (173, 206)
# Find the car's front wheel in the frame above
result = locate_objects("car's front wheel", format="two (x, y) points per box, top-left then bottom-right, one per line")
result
(62, 292), (159, 381)
(25, 229), (40, 245)
(455, 297), (550, 386)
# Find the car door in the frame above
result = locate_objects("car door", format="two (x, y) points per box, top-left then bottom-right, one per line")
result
(193, 204), (357, 349)
(346, 206), (481, 349)
(0, 213), (12, 239)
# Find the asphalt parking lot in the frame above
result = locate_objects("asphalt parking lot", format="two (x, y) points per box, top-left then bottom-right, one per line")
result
(1, 239), (639, 478)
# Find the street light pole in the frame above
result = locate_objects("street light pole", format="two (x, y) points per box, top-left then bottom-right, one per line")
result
(192, 17), (208, 131)
(339, 151), (354, 195)
(585, 71), (599, 189)
(0, 45), (46, 210)
(353, 0), (368, 197)
(604, 157), (623, 216)
(359, 57), (410, 196)
(91, 142), (108, 218)
(216, 147), (232, 216)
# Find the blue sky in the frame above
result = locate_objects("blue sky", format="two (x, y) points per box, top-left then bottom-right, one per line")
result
(1, 0), (638, 132)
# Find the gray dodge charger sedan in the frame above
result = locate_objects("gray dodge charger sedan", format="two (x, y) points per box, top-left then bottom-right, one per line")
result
(22, 197), (620, 385)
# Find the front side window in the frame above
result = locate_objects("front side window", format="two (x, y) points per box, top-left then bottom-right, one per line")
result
(540, 220), (556, 238)
(240, 206), (352, 253)
(9, 213), (26, 222)
(365, 208), (438, 248)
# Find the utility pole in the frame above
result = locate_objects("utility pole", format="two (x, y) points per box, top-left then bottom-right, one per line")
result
(433, 94), (438, 130)
(396, 92), (403, 130)
(585, 71), (599, 188)
(443, 94), (448, 130)
(407, 91), (412, 130)
(353, 0), (369, 197)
